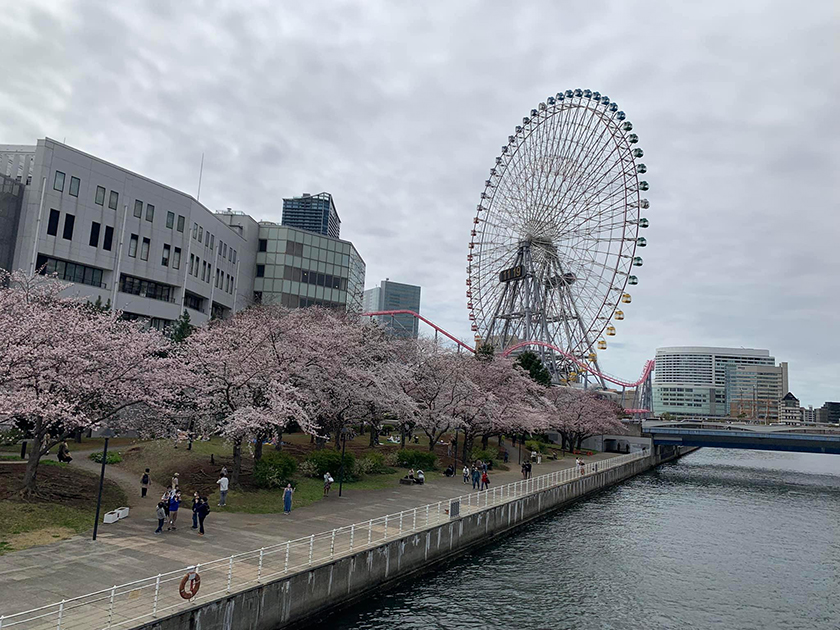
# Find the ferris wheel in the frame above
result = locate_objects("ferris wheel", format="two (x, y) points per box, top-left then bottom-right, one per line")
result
(466, 88), (650, 384)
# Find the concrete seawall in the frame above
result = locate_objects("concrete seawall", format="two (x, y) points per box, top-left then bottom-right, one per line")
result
(138, 447), (694, 630)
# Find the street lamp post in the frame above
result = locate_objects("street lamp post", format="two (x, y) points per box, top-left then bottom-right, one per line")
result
(92, 427), (116, 541)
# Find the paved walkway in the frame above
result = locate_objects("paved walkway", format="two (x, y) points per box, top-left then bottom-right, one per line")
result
(0, 450), (621, 619)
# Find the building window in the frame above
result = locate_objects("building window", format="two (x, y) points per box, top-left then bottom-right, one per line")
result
(177, 215), (185, 232)
(204, 231), (210, 246)
(53, 171), (65, 192)
(165, 211), (174, 229)
(172, 247), (181, 269)
(189, 254), (195, 275)
(89, 222), (101, 247)
(103, 225), (114, 251)
(222, 242), (227, 258)
(133, 200), (143, 218)
(140, 237), (150, 261)
(129, 234), (138, 257)
(162, 244), (171, 267)
(184, 292), (203, 311)
(231, 249), (236, 264)
(69, 176), (80, 197)
(258, 239), (267, 252)
(47, 209), (60, 236)
(146, 204), (155, 222)
(108, 190), (119, 210)
(193, 223), (198, 239)
(210, 234), (214, 250)
(120, 274), (174, 302)
(256, 264), (265, 277)
(198, 226), (203, 242)
(37, 254), (104, 288)
(95, 186), (106, 206)
(202, 261), (207, 282)
(62, 214), (75, 240)
(225, 274), (230, 293)
(286, 241), (304, 256)
(207, 263), (212, 283)
(215, 269), (220, 287)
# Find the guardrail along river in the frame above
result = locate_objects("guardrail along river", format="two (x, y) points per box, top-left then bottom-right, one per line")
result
(313, 449), (839, 630)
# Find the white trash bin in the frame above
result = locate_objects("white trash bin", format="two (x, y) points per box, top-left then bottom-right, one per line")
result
(116, 507), (130, 520)
(103, 510), (120, 524)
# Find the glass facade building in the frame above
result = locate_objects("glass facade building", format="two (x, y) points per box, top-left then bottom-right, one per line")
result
(281, 192), (340, 239)
(253, 223), (365, 312)
(363, 280), (422, 337)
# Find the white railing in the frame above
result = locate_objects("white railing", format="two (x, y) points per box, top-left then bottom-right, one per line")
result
(0, 452), (646, 630)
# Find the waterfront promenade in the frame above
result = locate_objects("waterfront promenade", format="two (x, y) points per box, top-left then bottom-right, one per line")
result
(0, 451), (622, 620)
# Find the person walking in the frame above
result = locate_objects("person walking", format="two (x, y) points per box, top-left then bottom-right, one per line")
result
(283, 484), (294, 514)
(191, 492), (200, 529)
(323, 471), (333, 496)
(171, 473), (179, 491)
(537, 452), (542, 465)
(168, 492), (181, 530)
(216, 473), (229, 507)
(141, 469), (150, 498)
(526, 461), (532, 479)
(463, 465), (470, 484)
(481, 471), (490, 490)
(196, 497), (210, 536)
(521, 462), (527, 479)
(161, 486), (172, 518)
(154, 502), (166, 534)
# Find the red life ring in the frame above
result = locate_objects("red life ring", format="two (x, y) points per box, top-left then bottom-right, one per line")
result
(179, 571), (201, 600)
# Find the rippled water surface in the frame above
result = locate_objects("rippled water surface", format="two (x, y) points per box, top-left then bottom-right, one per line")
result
(311, 449), (840, 630)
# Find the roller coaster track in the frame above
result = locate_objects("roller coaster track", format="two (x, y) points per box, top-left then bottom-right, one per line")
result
(362, 309), (655, 389)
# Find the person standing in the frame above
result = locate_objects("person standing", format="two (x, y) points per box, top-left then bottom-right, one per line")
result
(168, 492), (181, 530)
(480, 471), (490, 490)
(216, 473), (229, 507)
(463, 465), (470, 484)
(323, 471), (333, 496)
(521, 462), (527, 479)
(171, 472), (179, 491)
(191, 492), (200, 529)
(141, 469), (150, 498)
(471, 466), (481, 490)
(154, 502), (166, 534)
(196, 497), (210, 536)
(526, 461), (532, 479)
(283, 484), (294, 514)
(537, 452), (542, 465)
(161, 486), (172, 518)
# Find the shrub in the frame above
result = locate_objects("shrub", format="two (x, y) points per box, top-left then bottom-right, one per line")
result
(470, 448), (500, 468)
(253, 452), (297, 489)
(297, 459), (319, 478)
(354, 452), (395, 476)
(524, 440), (546, 454)
(305, 450), (356, 480)
(395, 449), (437, 470)
(89, 452), (122, 464)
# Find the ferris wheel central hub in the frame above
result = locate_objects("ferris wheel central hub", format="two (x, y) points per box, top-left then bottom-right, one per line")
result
(466, 88), (651, 386)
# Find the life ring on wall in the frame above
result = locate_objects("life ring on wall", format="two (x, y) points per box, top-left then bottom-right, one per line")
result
(179, 571), (201, 600)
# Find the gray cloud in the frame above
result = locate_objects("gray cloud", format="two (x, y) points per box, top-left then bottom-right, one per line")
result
(1, 0), (837, 404)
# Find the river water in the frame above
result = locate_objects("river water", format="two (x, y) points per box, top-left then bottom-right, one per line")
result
(314, 449), (840, 630)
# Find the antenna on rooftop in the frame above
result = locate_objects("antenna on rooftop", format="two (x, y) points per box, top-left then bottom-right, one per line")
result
(197, 152), (205, 201)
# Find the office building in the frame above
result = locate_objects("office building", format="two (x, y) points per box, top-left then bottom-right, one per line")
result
(816, 402), (840, 424)
(778, 392), (801, 423)
(281, 192), (340, 239)
(0, 138), (366, 328)
(253, 223), (365, 311)
(363, 279), (422, 337)
(801, 405), (816, 423)
(652, 346), (786, 418)
(725, 363), (788, 422)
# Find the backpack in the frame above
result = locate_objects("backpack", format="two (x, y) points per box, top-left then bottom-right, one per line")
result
(142, 473), (150, 485)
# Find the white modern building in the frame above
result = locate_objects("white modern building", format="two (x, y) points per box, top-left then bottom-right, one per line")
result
(652, 346), (787, 419)
(0, 138), (366, 328)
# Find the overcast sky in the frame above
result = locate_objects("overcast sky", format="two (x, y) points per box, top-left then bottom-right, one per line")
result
(1, 1), (837, 405)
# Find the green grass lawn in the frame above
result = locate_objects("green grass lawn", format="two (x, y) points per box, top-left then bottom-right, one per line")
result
(215, 471), (408, 514)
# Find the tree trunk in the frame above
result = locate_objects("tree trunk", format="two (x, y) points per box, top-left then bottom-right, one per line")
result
(428, 434), (436, 451)
(254, 435), (264, 462)
(231, 438), (242, 486)
(499, 435), (504, 447)
(334, 429), (342, 451)
(400, 427), (407, 449)
(462, 434), (472, 464)
(481, 434), (489, 450)
(369, 426), (379, 447)
(274, 431), (283, 451)
(21, 433), (44, 495)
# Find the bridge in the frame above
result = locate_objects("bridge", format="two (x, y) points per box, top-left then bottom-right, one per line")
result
(361, 309), (654, 414)
(642, 421), (840, 455)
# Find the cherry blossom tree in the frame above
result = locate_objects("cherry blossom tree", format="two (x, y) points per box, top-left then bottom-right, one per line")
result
(546, 386), (625, 451)
(0, 271), (178, 495)
(179, 305), (308, 485)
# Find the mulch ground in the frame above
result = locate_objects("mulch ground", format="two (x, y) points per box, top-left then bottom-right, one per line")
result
(0, 463), (124, 506)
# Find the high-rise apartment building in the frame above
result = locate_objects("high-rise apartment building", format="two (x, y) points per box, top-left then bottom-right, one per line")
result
(363, 279), (422, 337)
(0, 138), (365, 327)
(653, 346), (786, 418)
(281, 192), (340, 239)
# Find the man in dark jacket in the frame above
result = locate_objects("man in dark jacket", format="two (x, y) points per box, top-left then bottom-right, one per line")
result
(196, 497), (210, 536)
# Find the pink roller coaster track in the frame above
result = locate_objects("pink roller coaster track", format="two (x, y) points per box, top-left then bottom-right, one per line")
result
(362, 310), (655, 389)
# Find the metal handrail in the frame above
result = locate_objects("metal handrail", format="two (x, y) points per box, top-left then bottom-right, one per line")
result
(0, 452), (647, 630)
